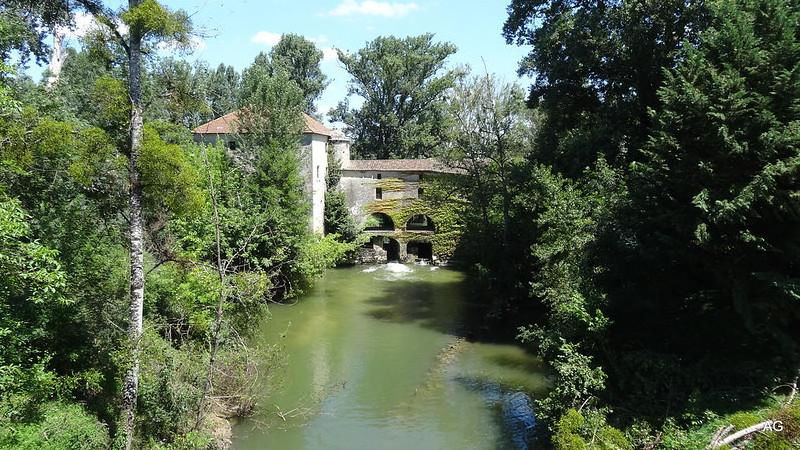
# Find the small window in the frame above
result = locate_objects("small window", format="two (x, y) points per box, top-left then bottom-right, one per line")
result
(228, 140), (237, 150)
(376, 173), (382, 179)
(316, 165), (320, 179)
(418, 187), (424, 198)
(376, 187), (383, 199)
(419, 174), (423, 181)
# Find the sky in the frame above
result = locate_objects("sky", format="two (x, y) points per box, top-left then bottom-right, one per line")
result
(47, 0), (533, 124)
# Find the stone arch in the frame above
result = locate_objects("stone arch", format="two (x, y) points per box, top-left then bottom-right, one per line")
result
(405, 214), (435, 232)
(370, 235), (400, 262)
(363, 212), (395, 231)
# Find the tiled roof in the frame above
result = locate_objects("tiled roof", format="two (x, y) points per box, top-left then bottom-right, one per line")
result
(302, 113), (333, 136)
(192, 111), (333, 137)
(343, 158), (464, 174)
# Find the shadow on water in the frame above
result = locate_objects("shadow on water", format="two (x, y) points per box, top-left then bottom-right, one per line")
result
(454, 375), (540, 450)
(361, 271), (529, 347)
(488, 353), (548, 374)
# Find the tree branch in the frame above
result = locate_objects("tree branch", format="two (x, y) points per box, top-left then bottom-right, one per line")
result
(75, 0), (131, 55)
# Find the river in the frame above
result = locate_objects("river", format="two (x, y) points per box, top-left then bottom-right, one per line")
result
(231, 264), (549, 450)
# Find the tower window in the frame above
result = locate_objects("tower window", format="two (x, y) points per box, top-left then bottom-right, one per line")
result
(376, 187), (383, 199)
(228, 140), (236, 150)
(418, 187), (424, 198)
(376, 173), (382, 179)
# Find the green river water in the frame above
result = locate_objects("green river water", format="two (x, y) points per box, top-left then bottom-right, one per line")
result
(231, 264), (549, 450)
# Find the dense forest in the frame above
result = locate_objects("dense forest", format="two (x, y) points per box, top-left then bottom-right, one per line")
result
(0, 0), (798, 449)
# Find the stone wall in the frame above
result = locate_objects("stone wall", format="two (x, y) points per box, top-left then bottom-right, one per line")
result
(339, 170), (421, 226)
(300, 134), (328, 234)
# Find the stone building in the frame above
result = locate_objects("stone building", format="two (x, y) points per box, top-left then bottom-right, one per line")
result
(193, 112), (462, 264)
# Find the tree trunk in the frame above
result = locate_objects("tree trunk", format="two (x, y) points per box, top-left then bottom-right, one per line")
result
(120, 2), (144, 448)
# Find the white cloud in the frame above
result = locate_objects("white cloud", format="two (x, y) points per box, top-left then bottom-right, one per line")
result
(322, 47), (339, 62)
(329, 0), (419, 18)
(251, 31), (282, 46)
(308, 35), (329, 44)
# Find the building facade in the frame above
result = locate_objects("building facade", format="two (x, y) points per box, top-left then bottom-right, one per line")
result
(193, 113), (461, 264)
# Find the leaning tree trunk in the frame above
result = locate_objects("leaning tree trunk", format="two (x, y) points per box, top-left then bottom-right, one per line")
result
(120, 1), (144, 448)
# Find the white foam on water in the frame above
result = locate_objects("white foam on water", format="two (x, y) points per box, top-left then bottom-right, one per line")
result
(430, 267), (439, 271)
(362, 266), (379, 273)
(384, 262), (413, 273)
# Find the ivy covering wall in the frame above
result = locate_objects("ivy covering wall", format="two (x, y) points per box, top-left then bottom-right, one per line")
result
(365, 175), (465, 260)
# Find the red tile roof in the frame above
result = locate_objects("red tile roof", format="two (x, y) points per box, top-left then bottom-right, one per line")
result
(343, 158), (464, 174)
(192, 111), (333, 137)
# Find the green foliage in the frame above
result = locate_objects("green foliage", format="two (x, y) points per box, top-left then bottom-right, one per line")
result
(140, 124), (203, 217)
(493, 0), (800, 445)
(0, 401), (109, 450)
(121, 0), (192, 49)
(270, 33), (328, 113)
(553, 408), (631, 450)
(324, 152), (359, 242)
(503, 0), (710, 176)
(136, 329), (204, 446)
(0, 1), (70, 65)
(298, 234), (359, 281)
(331, 34), (458, 159)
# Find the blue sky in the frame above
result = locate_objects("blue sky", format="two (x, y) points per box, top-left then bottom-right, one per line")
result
(51, 0), (532, 124)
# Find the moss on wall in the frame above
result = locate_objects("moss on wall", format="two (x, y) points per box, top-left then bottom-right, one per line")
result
(374, 177), (408, 192)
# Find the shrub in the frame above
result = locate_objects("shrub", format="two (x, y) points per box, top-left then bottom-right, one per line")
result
(0, 402), (109, 449)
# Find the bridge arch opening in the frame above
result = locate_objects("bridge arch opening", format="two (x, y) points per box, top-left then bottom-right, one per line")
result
(406, 214), (435, 232)
(407, 241), (433, 261)
(364, 212), (394, 231)
(369, 235), (400, 262)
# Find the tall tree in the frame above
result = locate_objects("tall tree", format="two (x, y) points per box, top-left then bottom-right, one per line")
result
(207, 62), (239, 118)
(444, 70), (534, 250)
(74, 1), (192, 447)
(331, 33), (457, 159)
(270, 33), (327, 113)
(503, 0), (710, 176)
(629, 0), (800, 370)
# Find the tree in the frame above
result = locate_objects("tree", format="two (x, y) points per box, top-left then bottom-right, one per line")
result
(444, 71), (534, 250)
(630, 0), (800, 373)
(0, 1), (70, 65)
(503, 0), (710, 177)
(74, 1), (193, 447)
(207, 63), (239, 118)
(324, 151), (358, 241)
(270, 33), (327, 113)
(146, 57), (210, 127)
(331, 33), (457, 159)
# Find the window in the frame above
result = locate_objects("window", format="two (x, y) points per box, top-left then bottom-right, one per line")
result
(228, 140), (236, 150)
(316, 165), (320, 179)
(418, 187), (424, 198)
(376, 187), (383, 199)
(376, 173), (382, 179)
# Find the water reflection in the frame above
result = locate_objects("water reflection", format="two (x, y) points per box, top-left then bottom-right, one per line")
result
(232, 266), (549, 450)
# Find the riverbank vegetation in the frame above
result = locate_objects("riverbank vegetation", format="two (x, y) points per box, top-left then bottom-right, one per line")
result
(439, 0), (800, 448)
(1, 0), (798, 448)
(0, 1), (352, 448)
